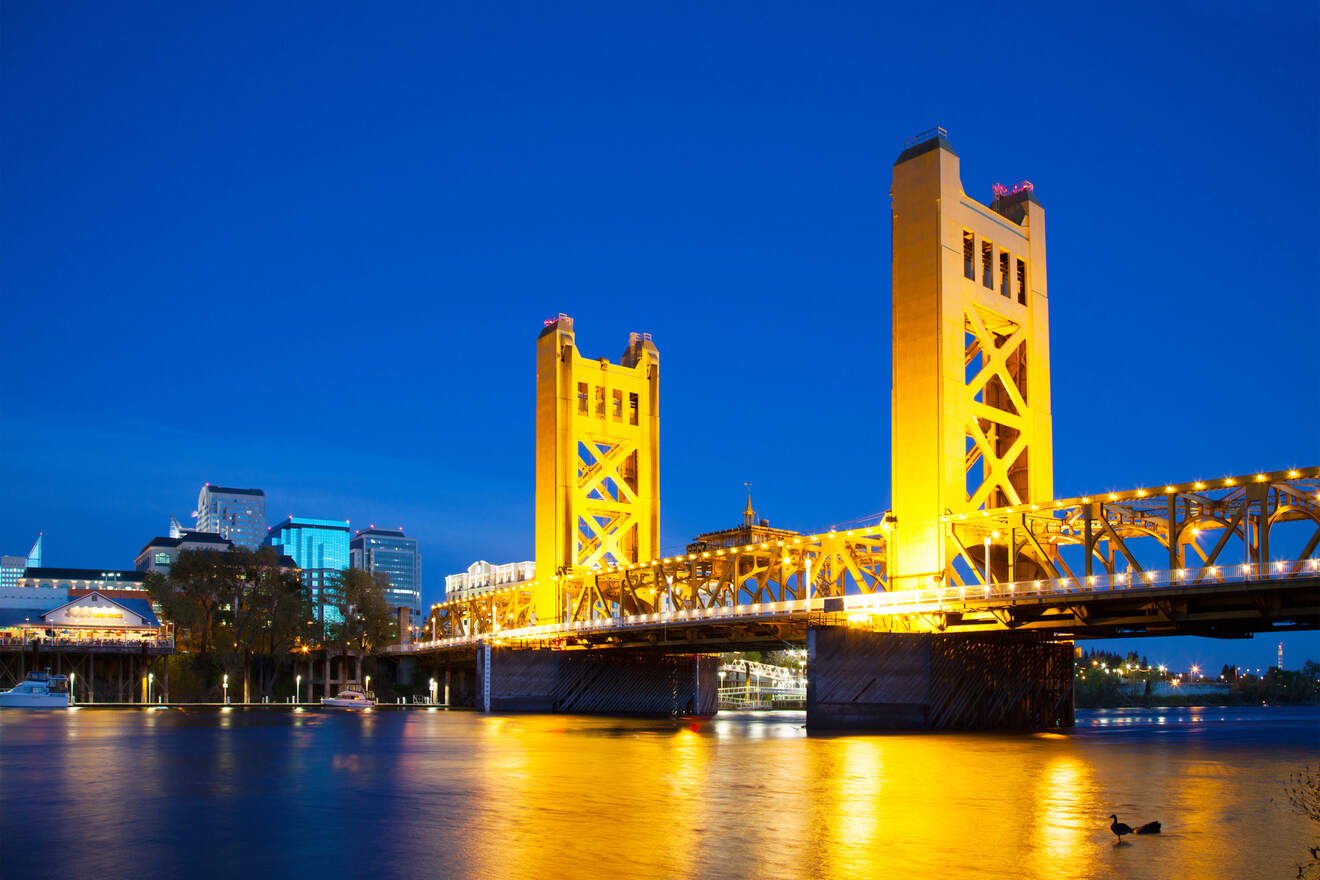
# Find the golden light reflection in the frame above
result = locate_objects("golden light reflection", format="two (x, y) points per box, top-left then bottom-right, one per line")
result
(1029, 754), (1091, 872)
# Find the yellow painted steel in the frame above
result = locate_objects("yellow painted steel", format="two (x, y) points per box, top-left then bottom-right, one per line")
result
(534, 315), (660, 623)
(890, 132), (1053, 589)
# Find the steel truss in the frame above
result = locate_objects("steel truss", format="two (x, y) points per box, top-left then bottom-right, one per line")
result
(422, 467), (1319, 642)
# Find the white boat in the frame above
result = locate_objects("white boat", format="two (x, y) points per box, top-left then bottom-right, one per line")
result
(322, 685), (376, 709)
(0, 670), (70, 709)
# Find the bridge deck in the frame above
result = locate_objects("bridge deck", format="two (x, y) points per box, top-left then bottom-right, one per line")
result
(395, 562), (1320, 655)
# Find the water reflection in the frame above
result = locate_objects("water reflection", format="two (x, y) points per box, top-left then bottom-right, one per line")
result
(0, 707), (1316, 880)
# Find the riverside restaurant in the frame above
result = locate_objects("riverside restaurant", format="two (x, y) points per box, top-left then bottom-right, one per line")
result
(0, 592), (170, 648)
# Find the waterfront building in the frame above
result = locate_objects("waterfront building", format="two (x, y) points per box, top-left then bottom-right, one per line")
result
(195, 484), (266, 550)
(18, 567), (148, 593)
(350, 527), (422, 623)
(265, 516), (350, 628)
(0, 534), (43, 590)
(0, 591), (163, 645)
(685, 492), (799, 554)
(135, 531), (234, 574)
(444, 560), (535, 602)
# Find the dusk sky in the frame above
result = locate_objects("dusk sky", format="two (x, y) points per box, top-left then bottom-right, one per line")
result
(3, 2), (1317, 671)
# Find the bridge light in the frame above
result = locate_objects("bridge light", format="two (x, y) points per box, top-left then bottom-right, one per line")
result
(1082, 497), (1091, 503)
(1256, 474), (1267, 481)
(1288, 469), (1299, 478)
(1195, 482), (1205, 490)
(1136, 490), (1146, 497)
(1166, 486), (1176, 493)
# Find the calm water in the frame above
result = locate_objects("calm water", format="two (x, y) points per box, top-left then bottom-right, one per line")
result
(1, 706), (1316, 880)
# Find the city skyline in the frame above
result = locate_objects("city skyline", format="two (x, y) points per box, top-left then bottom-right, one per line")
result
(3, 3), (1316, 671)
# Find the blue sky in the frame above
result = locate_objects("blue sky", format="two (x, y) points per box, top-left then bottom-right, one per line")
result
(3, 1), (1317, 671)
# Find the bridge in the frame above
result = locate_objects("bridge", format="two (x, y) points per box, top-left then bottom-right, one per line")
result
(390, 128), (1320, 730)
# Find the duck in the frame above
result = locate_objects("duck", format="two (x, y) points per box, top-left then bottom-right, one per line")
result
(1110, 814), (1162, 841)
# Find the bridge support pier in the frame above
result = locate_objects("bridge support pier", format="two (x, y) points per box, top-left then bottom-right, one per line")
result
(476, 645), (718, 716)
(806, 627), (1074, 731)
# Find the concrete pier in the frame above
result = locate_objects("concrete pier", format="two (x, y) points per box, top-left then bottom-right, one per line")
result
(806, 627), (1074, 731)
(476, 646), (718, 716)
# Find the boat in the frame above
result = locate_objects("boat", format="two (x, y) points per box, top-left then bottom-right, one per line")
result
(322, 684), (376, 709)
(0, 670), (70, 709)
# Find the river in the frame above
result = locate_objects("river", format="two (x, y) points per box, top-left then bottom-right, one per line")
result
(1, 705), (1315, 879)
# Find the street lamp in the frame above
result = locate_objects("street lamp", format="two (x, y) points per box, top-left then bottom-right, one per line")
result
(148, 672), (154, 703)
(296, 674), (302, 704)
(69, 671), (75, 706)
(364, 675), (371, 693)
(223, 673), (229, 705)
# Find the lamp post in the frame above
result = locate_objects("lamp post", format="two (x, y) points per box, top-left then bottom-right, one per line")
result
(69, 671), (75, 706)
(296, 674), (302, 704)
(222, 673), (229, 705)
(364, 674), (371, 693)
(148, 672), (154, 704)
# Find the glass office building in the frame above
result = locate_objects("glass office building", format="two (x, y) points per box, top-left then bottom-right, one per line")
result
(350, 527), (422, 623)
(196, 485), (266, 550)
(265, 516), (350, 628)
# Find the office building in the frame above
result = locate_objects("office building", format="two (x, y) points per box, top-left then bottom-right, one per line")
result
(195, 484), (266, 550)
(265, 516), (350, 628)
(0, 534), (43, 590)
(350, 527), (422, 623)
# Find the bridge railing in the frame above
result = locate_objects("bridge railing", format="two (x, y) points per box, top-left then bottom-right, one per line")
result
(403, 557), (1318, 651)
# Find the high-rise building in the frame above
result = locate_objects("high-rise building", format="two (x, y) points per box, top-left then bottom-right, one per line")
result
(1, 534), (43, 590)
(350, 527), (422, 622)
(265, 516), (350, 628)
(195, 484), (266, 550)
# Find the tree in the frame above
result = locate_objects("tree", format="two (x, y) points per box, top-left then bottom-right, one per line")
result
(152, 547), (316, 700)
(1286, 764), (1320, 878)
(325, 568), (397, 668)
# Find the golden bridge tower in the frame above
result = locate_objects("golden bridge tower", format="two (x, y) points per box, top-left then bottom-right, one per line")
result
(889, 129), (1053, 588)
(534, 315), (660, 623)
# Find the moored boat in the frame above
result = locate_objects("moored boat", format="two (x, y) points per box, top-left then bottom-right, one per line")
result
(0, 670), (70, 709)
(322, 685), (376, 709)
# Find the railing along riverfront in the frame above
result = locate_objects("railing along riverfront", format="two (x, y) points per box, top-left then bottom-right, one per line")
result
(0, 636), (174, 649)
(401, 558), (1320, 651)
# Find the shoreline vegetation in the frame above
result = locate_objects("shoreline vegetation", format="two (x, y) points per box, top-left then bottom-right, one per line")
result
(1075, 648), (1320, 709)
(147, 548), (400, 704)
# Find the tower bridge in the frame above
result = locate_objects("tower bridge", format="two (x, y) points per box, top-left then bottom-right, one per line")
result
(393, 129), (1320, 729)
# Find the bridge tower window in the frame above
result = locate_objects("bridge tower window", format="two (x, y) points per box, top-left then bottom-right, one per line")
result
(963, 230), (975, 280)
(982, 240), (994, 289)
(1017, 259), (1027, 304)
